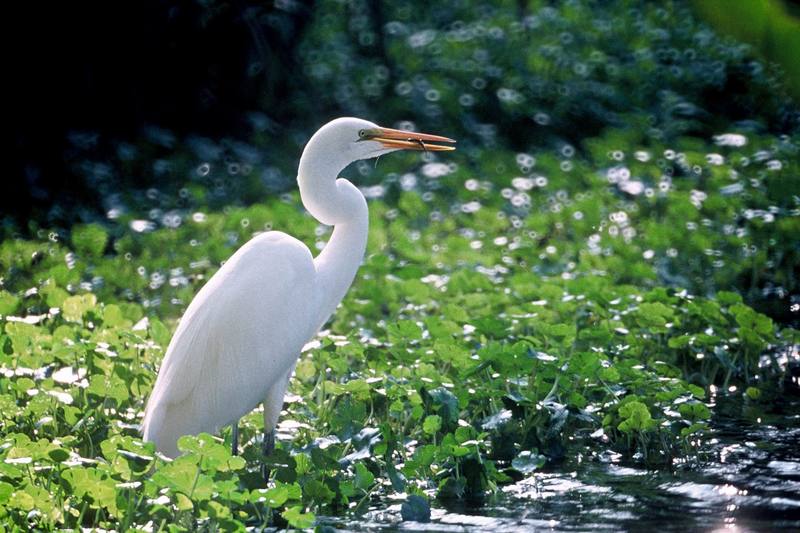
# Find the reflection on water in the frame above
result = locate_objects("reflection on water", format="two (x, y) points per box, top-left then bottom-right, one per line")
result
(320, 395), (800, 531)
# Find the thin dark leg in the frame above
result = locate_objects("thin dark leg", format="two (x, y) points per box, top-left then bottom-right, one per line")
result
(260, 430), (275, 482)
(262, 430), (275, 456)
(231, 422), (239, 456)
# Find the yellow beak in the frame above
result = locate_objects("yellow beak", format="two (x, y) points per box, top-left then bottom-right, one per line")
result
(369, 127), (456, 151)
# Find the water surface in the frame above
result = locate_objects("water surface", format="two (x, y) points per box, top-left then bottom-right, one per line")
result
(321, 394), (800, 531)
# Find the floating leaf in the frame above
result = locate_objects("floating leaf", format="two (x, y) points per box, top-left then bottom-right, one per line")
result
(423, 415), (442, 435)
(62, 293), (97, 322)
(354, 462), (375, 491)
(281, 506), (315, 529)
(401, 494), (431, 522)
(511, 450), (546, 474)
(618, 401), (656, 433)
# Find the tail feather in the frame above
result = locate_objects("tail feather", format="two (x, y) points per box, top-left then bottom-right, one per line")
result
(142, 402), (181, 458)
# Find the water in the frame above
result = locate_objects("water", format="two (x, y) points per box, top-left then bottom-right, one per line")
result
(320, 395), (800, 531)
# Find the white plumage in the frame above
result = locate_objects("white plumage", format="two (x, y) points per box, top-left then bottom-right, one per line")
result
(142, 233), (316, 457)
(142, 117), (455, 458)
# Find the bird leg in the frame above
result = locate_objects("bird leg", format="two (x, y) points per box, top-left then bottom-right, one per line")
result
(231, 422), (239, 456)
(262, 430), (275, 456)
(260, 430), (275, 482)
(260, 367), (293, 482)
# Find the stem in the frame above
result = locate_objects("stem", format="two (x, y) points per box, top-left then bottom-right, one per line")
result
(722, 367), (733, 389)
(76, 499), (88, 528)
(354, 485), (378, 513)
(188, 455), (204, 500)
(543, 375), (560, 402)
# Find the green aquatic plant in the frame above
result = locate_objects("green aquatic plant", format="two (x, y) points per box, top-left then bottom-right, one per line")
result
(1, 180), (795, 527)
(1, 0), (799, 529)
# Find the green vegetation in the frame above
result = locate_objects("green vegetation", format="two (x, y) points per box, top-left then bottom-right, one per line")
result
(692, 0), (800, 100)
(1, 0), (798, 529)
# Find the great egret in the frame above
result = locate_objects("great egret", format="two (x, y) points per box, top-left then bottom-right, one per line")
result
(142, 117), (455, 458)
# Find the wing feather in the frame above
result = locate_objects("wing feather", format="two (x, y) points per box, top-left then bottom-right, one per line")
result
(142, 232), (317, 456)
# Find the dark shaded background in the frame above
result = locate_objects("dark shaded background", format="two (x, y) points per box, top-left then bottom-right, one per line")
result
(8, 1), (313, 220)
(9, 0), (800, 227)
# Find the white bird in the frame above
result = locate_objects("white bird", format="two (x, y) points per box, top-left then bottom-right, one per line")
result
(142, 117), (455, 458)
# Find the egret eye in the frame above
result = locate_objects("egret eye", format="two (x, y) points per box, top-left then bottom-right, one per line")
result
(358, 129), (367, 138)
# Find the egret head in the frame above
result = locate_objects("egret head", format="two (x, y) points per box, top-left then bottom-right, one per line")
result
(298, 117), (455, 224)
(309, 117), (456, 164)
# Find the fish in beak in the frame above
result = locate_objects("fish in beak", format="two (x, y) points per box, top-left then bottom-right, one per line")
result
(362, 127), (456, 151)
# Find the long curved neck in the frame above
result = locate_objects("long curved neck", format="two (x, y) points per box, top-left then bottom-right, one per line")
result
(298, 142), (369, 328)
